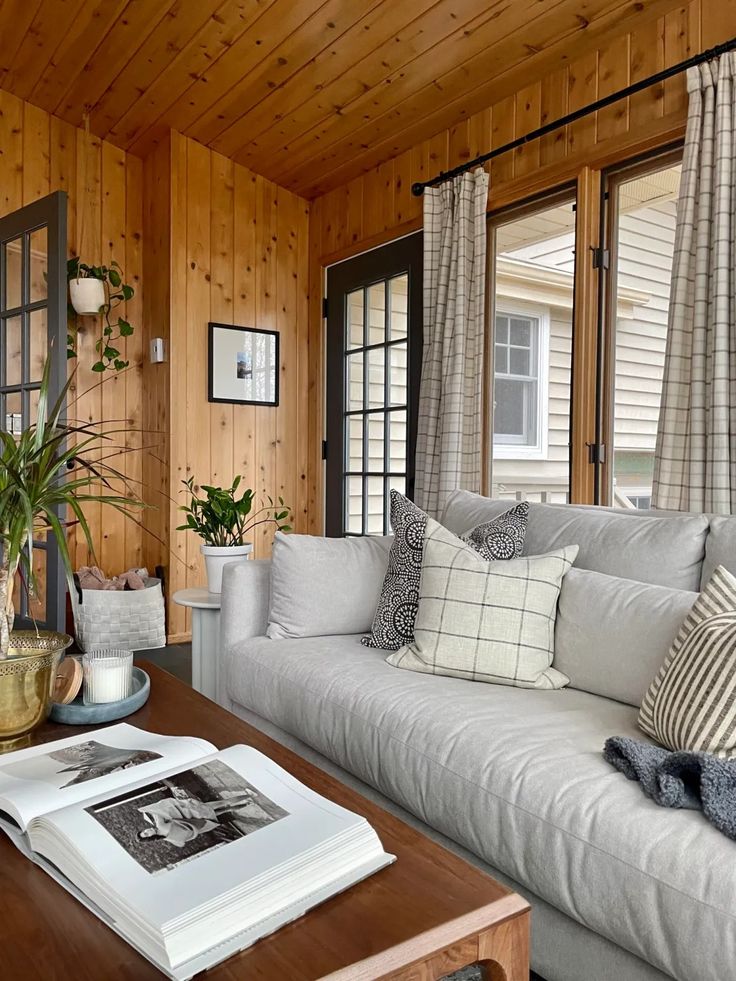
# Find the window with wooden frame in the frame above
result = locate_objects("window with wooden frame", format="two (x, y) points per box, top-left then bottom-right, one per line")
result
(319, 147), (687, 524)
(597, 145), (684, 509)
(486, 189), (576, 505)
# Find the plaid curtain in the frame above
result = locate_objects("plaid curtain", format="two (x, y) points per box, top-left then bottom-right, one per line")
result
(414, 169), (489, 518)
(652, 53), (736, 514)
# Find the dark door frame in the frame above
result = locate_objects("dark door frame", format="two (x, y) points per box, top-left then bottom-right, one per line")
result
(325, 232), (423, 537)
(0, 190), (68, 630)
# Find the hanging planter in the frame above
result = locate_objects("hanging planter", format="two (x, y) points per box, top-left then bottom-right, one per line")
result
(66, 124), (135, 373)
(67, 258), (135, 372)
(69, 275), (106, 315)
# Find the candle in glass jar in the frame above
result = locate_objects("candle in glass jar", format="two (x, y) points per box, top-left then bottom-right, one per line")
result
(83, 649), (134, 704)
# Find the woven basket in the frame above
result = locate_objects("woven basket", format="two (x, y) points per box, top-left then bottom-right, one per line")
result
(73, 577), (166, 653)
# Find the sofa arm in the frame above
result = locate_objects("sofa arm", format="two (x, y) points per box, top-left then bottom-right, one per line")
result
(218, 559), (270, 707)
(220, 558), (271, 650)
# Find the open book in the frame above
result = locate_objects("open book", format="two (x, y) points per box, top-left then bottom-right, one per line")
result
(0, 724), (394, 979)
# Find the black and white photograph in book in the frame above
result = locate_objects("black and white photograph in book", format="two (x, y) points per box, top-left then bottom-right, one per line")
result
(85, 761), (289, 874)
(0, 741), (163, 789)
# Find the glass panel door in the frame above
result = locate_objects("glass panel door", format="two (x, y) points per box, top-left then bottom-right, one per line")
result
(0, 192), (68, 629)
(488, 191), (576, 504)
(601, 153), (682, 508)
(325, 234), (422, 536)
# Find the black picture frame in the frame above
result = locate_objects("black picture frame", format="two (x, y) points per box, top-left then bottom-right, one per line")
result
(208, 322), (280, 407)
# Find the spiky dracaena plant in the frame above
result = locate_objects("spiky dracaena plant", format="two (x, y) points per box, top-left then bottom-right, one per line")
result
(0, 356), (144, 657)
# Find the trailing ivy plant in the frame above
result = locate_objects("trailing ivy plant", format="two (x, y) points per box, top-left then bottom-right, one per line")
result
(177, 476), (292, 547)
(67, 257), (135, 373)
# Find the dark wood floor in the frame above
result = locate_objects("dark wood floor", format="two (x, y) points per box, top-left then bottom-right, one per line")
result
(134, 642), (192, 684)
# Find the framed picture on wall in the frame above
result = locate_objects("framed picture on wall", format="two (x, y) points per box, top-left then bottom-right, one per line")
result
(208, 323), (279, 406)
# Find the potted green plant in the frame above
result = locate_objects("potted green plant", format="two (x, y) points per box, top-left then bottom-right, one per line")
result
(67, 257), (135, 372)
(0, 356), (144, 748)
(178, 476), (291, 593)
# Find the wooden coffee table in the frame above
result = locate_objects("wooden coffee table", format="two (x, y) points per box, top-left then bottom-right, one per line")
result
(0, 663), (530, 981)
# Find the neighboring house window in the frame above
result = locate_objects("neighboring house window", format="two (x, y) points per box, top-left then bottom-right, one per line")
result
(629, 495), (652, 510)
(493, 309), (548, 458)
(619, 489), (652, 510)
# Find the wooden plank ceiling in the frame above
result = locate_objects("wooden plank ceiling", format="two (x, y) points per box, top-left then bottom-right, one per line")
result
(0, 0), (683, 198)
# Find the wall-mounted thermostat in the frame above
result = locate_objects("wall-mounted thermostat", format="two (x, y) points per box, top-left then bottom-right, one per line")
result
(150, 338), (166, 363)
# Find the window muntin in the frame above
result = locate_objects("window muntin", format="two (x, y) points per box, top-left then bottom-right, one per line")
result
(343, 273), (409, 535)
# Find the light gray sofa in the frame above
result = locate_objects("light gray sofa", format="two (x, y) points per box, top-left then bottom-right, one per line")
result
(217, 491), (736, 981)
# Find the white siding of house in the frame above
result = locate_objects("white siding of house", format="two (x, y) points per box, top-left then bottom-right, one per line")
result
(492, 197), (677, 502)
(614, 201), (676, 453)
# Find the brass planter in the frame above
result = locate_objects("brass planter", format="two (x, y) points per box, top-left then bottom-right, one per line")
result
(0, 631), (73, 752)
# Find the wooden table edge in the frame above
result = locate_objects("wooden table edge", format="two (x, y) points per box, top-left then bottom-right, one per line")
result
(322, 893), (530, 981)
(14, 664), (533, 981)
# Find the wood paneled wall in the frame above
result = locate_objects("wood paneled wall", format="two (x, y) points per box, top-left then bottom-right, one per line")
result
(145, 132), (311, 641)
(0, 88), (145, 574)
(1, 0), (732, 634)
(306, 0), (734, 527)
(0, 96), (310, 640)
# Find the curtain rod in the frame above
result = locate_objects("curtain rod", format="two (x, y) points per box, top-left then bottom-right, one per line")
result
(411, 37), (736, 196)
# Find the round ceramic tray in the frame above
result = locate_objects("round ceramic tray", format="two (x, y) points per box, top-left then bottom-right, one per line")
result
(50, 666), (150, 725)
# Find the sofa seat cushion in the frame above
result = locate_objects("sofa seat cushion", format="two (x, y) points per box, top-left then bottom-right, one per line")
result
(226, 635), (735, 981)
(441, 490), (709, 592)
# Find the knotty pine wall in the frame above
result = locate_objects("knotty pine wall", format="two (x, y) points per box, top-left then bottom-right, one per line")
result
(0, 94), (310, 641)
(306, 0), (735, 529)
(145, 132), (311, 641)
(0, 88), (145, 576)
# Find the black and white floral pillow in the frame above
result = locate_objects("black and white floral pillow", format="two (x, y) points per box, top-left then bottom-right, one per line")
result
(361, 491), (426, 651)
(461, 500), (529, 560)
(362, 493), (529, 651)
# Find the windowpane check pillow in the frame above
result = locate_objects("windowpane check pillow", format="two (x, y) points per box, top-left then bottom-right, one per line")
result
(639, 565), (736, 757)
(362, 492), (529, 651)
(386, 518), (577, 690)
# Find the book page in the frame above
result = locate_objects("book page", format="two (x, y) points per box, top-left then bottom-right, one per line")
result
(0, 724), (215, 831)
(35, 746), (387, 940)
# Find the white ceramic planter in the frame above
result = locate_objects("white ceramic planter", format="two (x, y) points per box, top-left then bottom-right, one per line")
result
(69, 277), (106, 315)
(200, 542), (253, 594)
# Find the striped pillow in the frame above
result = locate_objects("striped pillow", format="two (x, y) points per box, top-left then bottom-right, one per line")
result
(638, 565), (736, 757)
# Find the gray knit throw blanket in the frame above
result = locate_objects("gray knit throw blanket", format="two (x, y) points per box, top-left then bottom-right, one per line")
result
(603, 736), (736, 841)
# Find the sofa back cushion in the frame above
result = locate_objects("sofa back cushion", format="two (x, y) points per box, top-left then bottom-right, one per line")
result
(701, 514), (736, 586)
(267, 533), (392, 639)
(442, 490), (708, 592)
(554, 568), (698, 706)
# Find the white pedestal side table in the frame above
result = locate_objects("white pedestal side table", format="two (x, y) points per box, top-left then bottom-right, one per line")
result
(173, 588), (221, 701)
